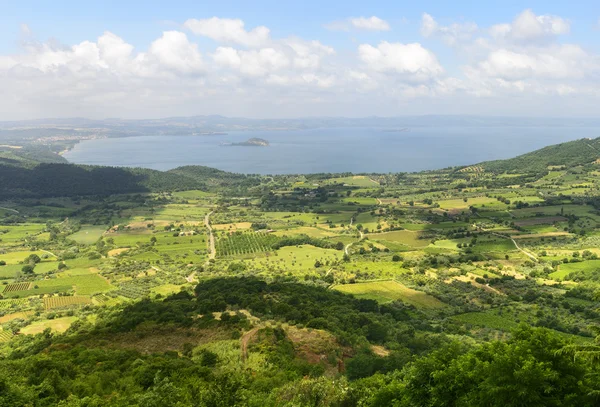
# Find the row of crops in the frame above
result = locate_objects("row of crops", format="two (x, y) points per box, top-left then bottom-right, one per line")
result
(109, 279), (154, 299)
(0, 330), (13, 342)
(43, 296), (92, 309)
(216, 232), (279, 257)
(3, 282), (31, 293)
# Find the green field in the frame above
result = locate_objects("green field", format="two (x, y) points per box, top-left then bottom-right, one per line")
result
(374, 231), (429, 248)
(68, 225), (107, 244)
(333, 280), (446, 309)
(550, 260), (600, 280)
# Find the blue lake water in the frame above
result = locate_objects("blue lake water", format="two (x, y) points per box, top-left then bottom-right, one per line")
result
(63, 126), (600, 174)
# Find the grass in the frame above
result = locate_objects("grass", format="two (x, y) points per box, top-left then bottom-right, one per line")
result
(245, 245), (342, 274)
(151, 284), (185, 296)
(437, 197), (502, 211)
(333, 280), (446, 309)
(549, 260), (600, 280)
(0, 224), (47, 246)
(21, 316), (78, 335)
(343, 261), (412, 278)
(273, 226), (340, 239)
(325, 176), (379, 187)
(0, 250), (56, 265)
(68, 225), (107, 244)
(374, 231), (429, 248)
(36, 273), (113, 295)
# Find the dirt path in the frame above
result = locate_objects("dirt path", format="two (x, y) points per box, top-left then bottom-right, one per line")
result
(0, 206), (19, 214)
(185, 271), (196, 283)
(492, 232), (537, 262)
(376, 198), (382, 205)
(241, 327), (260, 362)
(40, 249), (57, 258)
(345, 224), (366, 255)
(204, 211), (215, 265)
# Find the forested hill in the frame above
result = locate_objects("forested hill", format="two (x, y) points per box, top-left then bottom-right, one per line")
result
(0, 163), (260, 199)
(479, 137), (600, 174)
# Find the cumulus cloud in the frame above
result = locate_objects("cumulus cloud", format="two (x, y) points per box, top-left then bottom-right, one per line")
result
(184, 17), (270, 47)
(358, 41), (443, 81)
(325, 16), (390, 32)
(2, 11), (600, 119)
(145, 31), (204, 75)
(490, 9), (569, 43)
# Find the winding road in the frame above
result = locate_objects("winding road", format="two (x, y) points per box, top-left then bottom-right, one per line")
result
(492, 232), (538, 262)
(0, 206), (19, 214)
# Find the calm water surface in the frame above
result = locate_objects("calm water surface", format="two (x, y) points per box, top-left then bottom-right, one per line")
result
(64, 127), (600, 174)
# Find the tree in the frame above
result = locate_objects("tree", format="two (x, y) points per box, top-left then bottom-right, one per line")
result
(25, 254), (41, 264)
(558, 325), (600, 365)
(0, 260), (5, 266)
(22, 264), (35, 274)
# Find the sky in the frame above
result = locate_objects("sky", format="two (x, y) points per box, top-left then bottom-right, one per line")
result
(1, 0), (600, 120)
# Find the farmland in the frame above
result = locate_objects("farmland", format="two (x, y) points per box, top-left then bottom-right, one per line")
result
(1, 136), (600, 404)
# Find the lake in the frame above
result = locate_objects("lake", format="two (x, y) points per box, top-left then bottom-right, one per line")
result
(63, 126), (599, 174)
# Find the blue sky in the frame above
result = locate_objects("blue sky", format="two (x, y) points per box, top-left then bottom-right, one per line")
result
(1, 1), (600, 119)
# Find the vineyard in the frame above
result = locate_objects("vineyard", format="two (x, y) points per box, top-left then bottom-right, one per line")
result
(93, 294), (110, 304)
(216, 232), (279, 257)
(3, 282), (31, 293)
(0, 329), (13, 342)
(44, 296), (92, 309)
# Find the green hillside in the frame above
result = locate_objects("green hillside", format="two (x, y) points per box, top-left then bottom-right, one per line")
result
(480, 137), (600, 174)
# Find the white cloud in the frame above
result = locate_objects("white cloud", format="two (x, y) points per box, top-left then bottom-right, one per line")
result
(490, 9), (569, 43)
(325, 16), (390, 32)
(2, 12), (600, 119)
(97, 32), (134, 67)
(349, 16), (390, 31)
(358, 41), (443, 81)
(146, 31), (203, 74)
(420, 13), (478, 46)
(477, 46), (592, 81)
(184, 17), (270, 47)
(212, 47), (289, 77)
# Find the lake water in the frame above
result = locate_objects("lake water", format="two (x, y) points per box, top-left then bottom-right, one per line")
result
(63, 126), (600, 174)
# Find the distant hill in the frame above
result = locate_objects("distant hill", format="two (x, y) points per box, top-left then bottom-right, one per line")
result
(0, 161), (262, 199)
(479, 137), (600, 174)
(2, 136), (600, 199)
